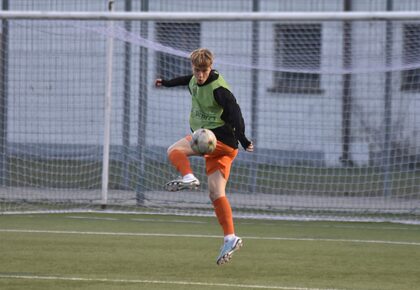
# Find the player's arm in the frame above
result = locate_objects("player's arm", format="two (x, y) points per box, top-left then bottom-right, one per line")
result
(214, 88), (254, 152)
(155, 75), (192, 87)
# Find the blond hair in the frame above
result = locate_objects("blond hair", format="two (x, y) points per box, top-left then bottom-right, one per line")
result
(190, 48), (213, 69)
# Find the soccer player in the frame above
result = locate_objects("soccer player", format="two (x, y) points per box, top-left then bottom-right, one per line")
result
(155, 48), (254, 265)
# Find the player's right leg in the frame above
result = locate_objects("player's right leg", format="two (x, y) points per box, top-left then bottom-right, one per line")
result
(165, 136), (200, 191)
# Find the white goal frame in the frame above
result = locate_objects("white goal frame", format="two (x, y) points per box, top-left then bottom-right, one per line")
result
(0, 11), (420, 21)
(0, 10), (419, 222)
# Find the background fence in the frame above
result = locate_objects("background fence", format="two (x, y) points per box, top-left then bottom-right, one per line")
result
(0, 0), (419, 223)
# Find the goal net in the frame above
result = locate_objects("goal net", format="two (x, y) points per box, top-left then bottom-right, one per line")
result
(0, 12), (419, 223)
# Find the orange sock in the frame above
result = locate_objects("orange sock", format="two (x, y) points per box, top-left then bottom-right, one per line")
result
(168, 149), (192, 176)
(212, 196), (235, 236)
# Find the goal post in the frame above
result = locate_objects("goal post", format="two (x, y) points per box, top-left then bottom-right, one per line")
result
(1, 11), (420, 21)
(0, 11), (419, 223)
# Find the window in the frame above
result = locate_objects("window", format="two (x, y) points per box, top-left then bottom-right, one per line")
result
(401, 24), (420, 92)
(155, 22), (201, 80)
(270, 24), (322, 94)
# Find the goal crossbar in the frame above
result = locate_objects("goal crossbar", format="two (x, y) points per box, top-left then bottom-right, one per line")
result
(1, 11), (420, 21)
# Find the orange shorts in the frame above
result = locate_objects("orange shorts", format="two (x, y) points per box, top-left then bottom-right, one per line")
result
(185, 135), (238, 180)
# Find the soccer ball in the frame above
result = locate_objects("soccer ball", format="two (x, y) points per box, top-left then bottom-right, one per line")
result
(190, 129), (217, 154)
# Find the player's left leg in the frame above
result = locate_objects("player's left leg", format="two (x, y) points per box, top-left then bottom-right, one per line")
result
(208, 170), (243, 265)
(206, 144), (241, 265)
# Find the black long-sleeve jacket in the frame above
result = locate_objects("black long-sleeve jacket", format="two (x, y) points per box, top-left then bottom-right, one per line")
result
(161, 70), (251, 150)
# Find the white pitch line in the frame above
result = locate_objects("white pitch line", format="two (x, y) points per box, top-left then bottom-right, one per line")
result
(130, 218), (208, 224)
(66, 216), (119, 221)
(0, 274), (339, 290)
(73, 216), (420, 230)
(1, 228), (420, 246)
(64, 215), (420, 231)
(0, 229), (222, 238)
(66, 215), (208, 224)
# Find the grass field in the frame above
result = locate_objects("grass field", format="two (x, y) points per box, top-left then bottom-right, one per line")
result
(7, 157), (420, 197)
(1, 213), (420, 290)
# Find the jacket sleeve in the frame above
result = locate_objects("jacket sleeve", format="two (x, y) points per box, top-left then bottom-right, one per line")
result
(161, 75), (192, 87)
(213, 87), (251, 150)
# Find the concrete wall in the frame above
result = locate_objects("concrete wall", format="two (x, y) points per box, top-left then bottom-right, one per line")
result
(4, 0), (420, 166)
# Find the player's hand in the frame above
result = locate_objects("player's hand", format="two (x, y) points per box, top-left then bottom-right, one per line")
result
(239, 138), (253, 152)
(155, 78), (163, 87)
(246, 142), (254, 152)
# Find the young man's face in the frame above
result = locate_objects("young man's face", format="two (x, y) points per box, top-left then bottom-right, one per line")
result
(192, 66), (212, 85)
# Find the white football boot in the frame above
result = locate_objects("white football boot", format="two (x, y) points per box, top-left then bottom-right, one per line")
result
(164, 174), (200, 191)
(216, 236), (243, 265)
